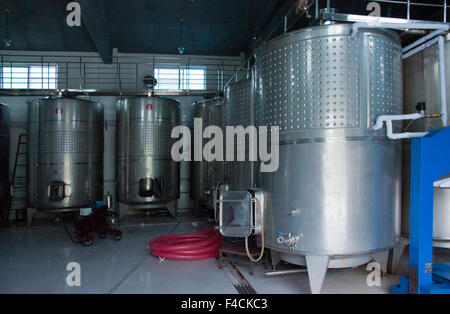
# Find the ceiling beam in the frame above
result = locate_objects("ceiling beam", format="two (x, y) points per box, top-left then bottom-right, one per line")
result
(77, 0), (112, 63)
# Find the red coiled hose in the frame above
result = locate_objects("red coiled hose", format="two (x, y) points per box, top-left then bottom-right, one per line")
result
(149, 229), (221, 260)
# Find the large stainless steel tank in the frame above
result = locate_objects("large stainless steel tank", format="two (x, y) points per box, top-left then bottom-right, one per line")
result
(402, 38), (450, 247)
(190, 98), (223, 207)
(223, 79), (255, 190)
(27, 98), (104, 211)
(0, 103), (10, 207)
(254, 24), (402, 284)
(116, 97), (180, 216)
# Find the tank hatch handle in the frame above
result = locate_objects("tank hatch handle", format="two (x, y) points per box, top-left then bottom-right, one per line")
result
(218, 189), (265, 238)
(219, 191), (253, 238)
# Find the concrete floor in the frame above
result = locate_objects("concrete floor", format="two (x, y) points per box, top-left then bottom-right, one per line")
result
(0, 213), (448, 294)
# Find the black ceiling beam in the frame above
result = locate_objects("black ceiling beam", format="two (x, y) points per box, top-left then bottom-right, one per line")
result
(77, 0), (112, 64)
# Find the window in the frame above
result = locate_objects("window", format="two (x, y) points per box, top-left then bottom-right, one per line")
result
(1, 65), (58, 89)
(154, 66), (205, 90)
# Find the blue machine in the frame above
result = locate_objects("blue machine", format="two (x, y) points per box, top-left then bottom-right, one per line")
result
(391, 127), (450, 294)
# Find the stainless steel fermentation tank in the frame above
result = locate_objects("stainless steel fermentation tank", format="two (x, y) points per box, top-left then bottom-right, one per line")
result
(116, 97), (180, 217)
(190, 98), (223, 211)
(27, 98), (104, 223)
(254, 24), (403, 293)
(402, 37), (450, 248)
(0, 103), (10, 222)
(223, 78), (255, 191)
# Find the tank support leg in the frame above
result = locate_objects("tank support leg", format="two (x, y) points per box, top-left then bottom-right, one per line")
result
(193, 201), (199, 217)
(166, 201), (177, 218)
(270, 250), (281, 268)
(372, 250), (389, 274)
(26, 208), (34, 227)
(305, 255), (329, 294)
(387, 237), (409, 274)
(117, 202), (130, 220)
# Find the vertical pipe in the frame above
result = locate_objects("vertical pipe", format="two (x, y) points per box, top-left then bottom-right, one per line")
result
(79, 57), (82, 90)
(445, 0), (448, 23)
(1, 55), (3, 88)
(247, 59), (250, 80)
(178, 64), (181, 90)
(187, 58), (191, 90)
(438, 36), (448, 127)
(41, 56), (44, 90)
(217, 65), (220, 90)
(283, 16), (288, 33)
(407, 0), (411, 20)
(66, 62), (69, 89)
(315, 0), (319, 19)
(136, 63), (138, 89)
(152, 56), (155, 89)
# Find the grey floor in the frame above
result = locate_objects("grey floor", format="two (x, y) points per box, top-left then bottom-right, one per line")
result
(0, 213), (448, 294)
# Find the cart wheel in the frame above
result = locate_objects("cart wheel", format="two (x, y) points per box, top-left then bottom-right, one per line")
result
(99, 233), (107, 239)
(114, 234), (122, 241)
(82, 235), (94, 247)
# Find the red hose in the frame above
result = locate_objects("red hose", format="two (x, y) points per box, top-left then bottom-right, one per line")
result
(149, 229), (221, 260)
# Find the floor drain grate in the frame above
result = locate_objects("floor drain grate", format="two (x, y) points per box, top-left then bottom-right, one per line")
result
(234, 283), (257, 294)
(224, 261), (258, 295)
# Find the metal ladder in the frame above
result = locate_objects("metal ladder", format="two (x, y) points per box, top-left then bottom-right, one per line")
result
(11, 133), (27, 221)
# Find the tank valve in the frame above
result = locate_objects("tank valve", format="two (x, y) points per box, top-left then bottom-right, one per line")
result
(285, 233), (300, 250)
(277, 232), (300, 250)
(277, 236), (285, 244)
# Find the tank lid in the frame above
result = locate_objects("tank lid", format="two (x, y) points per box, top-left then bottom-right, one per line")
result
(256, 23), (400, 52)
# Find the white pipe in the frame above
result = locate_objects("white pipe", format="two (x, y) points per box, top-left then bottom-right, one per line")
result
(373, 113), (429, 140)
(434, 177), (450, 188)
(438, 36), (448, 127)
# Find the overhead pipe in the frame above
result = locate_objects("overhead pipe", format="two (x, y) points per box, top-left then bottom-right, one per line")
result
(438, 36), (448, 127)
(373, 113), (429, 140)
